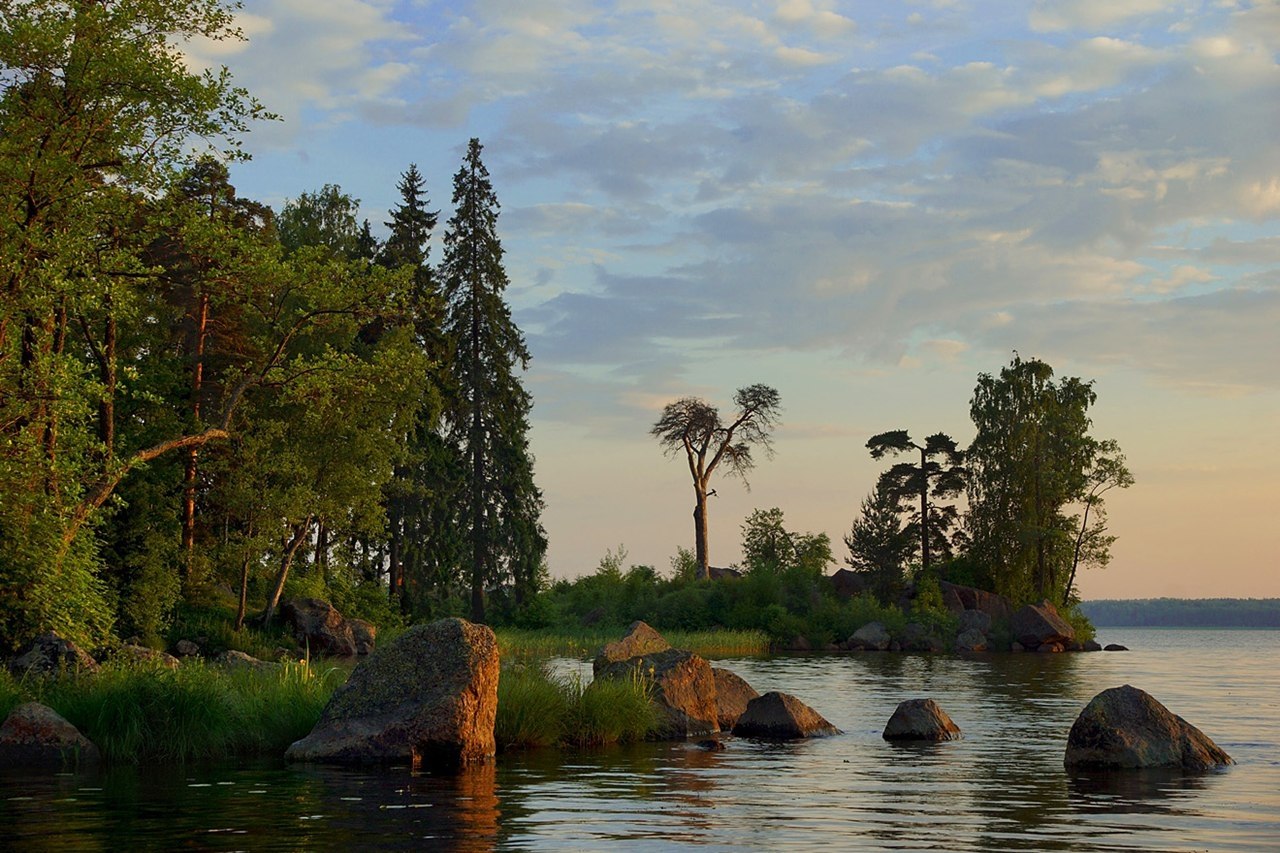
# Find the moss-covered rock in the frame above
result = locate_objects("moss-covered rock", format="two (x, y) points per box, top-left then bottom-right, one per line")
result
(1064, 685), (1232, 771)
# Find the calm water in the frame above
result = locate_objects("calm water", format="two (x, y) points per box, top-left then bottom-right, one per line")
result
(2, 628), (1277, 851)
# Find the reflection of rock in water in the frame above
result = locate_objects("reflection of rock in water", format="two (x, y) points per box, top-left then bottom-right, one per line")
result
(1067, 767), (1211, 814)
(450, 763), (499, 851)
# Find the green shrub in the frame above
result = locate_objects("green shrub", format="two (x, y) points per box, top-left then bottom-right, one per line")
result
(563, 671), (655, 747)
(1062, 604), (1097, 644)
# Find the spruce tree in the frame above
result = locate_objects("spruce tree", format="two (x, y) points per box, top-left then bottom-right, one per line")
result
(440, 139), (546, 623)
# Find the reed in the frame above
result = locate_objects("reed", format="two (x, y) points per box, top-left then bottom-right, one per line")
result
(6, 658), (344, 764)
(495, 664), (656, 750)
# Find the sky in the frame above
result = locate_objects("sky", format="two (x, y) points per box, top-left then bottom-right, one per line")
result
(189, 0), (1280, 599)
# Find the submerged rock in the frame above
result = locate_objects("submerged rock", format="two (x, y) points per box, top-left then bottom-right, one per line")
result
(712, 668), (760, 731)
(9, 632), (99, 677)
(1104, 644), (1129, 652)
(286, 617), (498, 769)
(883, 698), (962, 741)
(732, 691), (840, 739)
(1064, 685), (1233, 771)
(0, 702), (100, 768)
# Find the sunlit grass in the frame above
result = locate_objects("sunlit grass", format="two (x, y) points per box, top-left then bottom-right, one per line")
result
(4, 658), (346, 764)
(495, 663), (656, 750)
(496, 627), (769, 659)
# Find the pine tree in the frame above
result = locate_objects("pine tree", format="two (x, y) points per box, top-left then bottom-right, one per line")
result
(844, 482), (914, 602)
(440, 139), (546, 622)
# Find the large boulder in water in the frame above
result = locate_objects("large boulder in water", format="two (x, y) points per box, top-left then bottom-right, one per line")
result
(899, 622), (944, 653)
(0, 702), (100, 767)
(1011, 599), (1075, 650)
(281, 598), (357, 657)
(1064, 685), (1233, 770)
(596, 648), (719, 738)
(954, 628), (988, 653)
(592, 621), (670, 675)
(847, 622), (891, 651)
(9, 632), (99, 677)
(712, 668), (760, 731)
(732, 691), (840, 739)
(883, 698), (962, 741)
(286, 618), (498, 768)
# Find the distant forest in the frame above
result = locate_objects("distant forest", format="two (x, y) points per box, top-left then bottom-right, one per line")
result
(1081, 599), (1280, 628)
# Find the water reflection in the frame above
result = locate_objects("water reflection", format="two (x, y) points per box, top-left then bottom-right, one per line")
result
(2, 632), (1277, 851)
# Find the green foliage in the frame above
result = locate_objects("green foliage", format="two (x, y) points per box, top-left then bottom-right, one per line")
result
(741, 508), (832, 578)
(1061, 604), (1096, 645)
(494, 663), (656, 750)
(967, 354), (1131, 606)
(865, 430), (966, 575)
(844, 482), (914, 603)
(495, 628), (769, 660)
(441, 138), (546, 622)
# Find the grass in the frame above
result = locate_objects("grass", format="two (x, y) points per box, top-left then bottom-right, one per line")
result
(496, 627), (769, 660)
(1, 657), (345, 764)
(495, 663), (656, 750)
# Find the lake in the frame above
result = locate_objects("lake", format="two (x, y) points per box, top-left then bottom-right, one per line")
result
(2, 627), (1277, 850)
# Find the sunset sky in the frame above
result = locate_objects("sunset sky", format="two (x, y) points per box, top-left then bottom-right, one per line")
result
(195, 1), (1280, 599)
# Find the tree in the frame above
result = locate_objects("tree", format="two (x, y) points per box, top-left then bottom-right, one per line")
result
(844, 482), (914, 602)
(966, 354), (1130, 604)
(866, 430), (966, 577)
(741, 507), (831, 577)
(440, 138), (546, 623)
(651, 385), (782, 580)
(277, 185), (362, 259)
(1064, 439), (1133, 604)
(0, 0), (267, 649)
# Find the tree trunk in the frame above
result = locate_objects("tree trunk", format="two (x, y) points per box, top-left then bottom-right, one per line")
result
(1064, 498), (1094, 606)
(693, 485), (710, 580)
(235, 540), (252, 632)
(182, 292), (209, 586)
(918, 445), (930, 576)
(262, 516), (313, 627)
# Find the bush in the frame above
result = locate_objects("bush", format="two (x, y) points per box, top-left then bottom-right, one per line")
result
(1062, 603), (1097, 644)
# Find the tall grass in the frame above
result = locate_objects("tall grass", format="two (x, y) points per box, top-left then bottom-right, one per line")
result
(3, 658), (346, 764)
(495, 664), (656, 750)
(497, 627), (769, 660)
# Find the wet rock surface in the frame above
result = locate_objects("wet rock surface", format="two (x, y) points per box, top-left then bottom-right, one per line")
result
(1064, 685), (1233, 771)
(732, 691), (840, 739)
(883, 698), (962, 741)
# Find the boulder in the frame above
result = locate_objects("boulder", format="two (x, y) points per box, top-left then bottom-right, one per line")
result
(955, 628), (988, 653)
(597, 648), (719, 738)
(281, 598), (357, 657)
(786, 635), (812, 652)
(938, 581), (1014, 622)
(174, 639), (201, 658)
(215, 649), (278, 671)
(0, 702), (100, 767)
(1082, 640), (1103, 652)
(1037, 642), (1064, 653)
(733, 692), (840, 739)
(882, 698), (962, 741)
(114, 644), (180, 669)
(1011, 641), (1026, 652)
(1064, 685), (1233, 771)
(847, 622), (891, 651)
(349, 619), (377, 655)
(9, 632), (99, 677)
(708, 566), (743, 580)
(712, 668), (760, 731)
(958, 609), (992, 635)
(899, 622), (944, 653)
(828, 568), (872, 601)
(1105, 644), (1129, 652)
(592, 621), (670, 675)
(1010, 600), (1075, 650)
(286, 617), (499, 768)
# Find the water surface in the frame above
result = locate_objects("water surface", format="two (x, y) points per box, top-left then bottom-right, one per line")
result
(3, 627), (1276, 850)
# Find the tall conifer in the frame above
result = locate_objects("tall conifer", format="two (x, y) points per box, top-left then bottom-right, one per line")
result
(440, 139), (545, 622)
